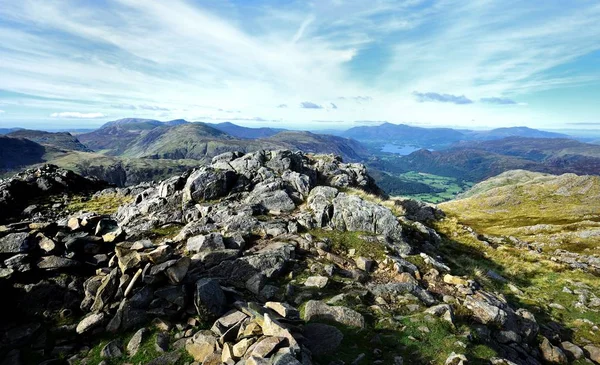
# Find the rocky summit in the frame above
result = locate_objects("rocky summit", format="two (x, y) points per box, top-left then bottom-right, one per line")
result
(0, 150), (598, 365)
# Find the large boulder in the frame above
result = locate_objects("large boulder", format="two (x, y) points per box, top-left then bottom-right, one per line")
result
(330, 193), (409, 254)
(183, 167), (237, 205)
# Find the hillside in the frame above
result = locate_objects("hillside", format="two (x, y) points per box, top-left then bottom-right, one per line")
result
(0, 136), (46, 170)
(7, 129), (92, 152)
(261, 131), (369, 161)
(78, 119), (177, 155)
(78, 120), (367, 163)
(440, 170), (600, 254)
(121, 123), (239, 160)
(208, 122), (285, 139)
(390, 137), (600, 182)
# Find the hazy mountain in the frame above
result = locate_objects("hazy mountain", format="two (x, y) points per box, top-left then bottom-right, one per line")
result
(7, 129), (92, 152)
(342, 122), (466, 147)
(393, 137), (600, 181)
(466, 126), (568, 140)
(0, 127), (23, 135)
(454, 137), (600, 160)
(261, 131), (369, 160)
(208, 122), (285, 139)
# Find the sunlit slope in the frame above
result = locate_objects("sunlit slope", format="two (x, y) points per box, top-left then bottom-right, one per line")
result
(440, 170), (600, 253)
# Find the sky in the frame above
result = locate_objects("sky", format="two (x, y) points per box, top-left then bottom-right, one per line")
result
(0, 0), (599, 131)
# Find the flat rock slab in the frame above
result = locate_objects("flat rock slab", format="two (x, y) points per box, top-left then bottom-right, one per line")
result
(303, 300), (365, 328)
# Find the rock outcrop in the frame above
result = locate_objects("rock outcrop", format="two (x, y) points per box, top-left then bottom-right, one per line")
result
(0, 150), (596, 365)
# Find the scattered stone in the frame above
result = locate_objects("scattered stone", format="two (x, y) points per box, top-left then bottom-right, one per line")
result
(100, 340), (123, 358)
(194, 278), (227, 318)
(1, 232), (30, 253)
(303, 323), (343, 355)
(560, 341), (584, 360)
(186, 333), (218, 362)
(355, 257), (374, 272)
(166, 256), (191, 284)
(445, 352), (467, 365)
(304, 276), (329, 288)
(187, 233), (225, 252)
(443, 274), (468, 286)
(76, 313), (106, 334)
(127, 328), (147, 356)
(155, 332), (169, 352)
(303, 300), (365, 328)
(251, 336), (284, 358)
(233, 338), (255, 358)
(265, 302), (300, 320)
(584, 345), (600, 364)
(539, 337), (568, 364)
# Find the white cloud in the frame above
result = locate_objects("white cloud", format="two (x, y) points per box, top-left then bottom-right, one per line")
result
(50, 112), (106, 119)
(0, 110), (5, 114)
(0, 0), (598, 129)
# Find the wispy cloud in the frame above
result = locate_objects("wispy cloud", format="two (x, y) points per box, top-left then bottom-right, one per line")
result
(50, 112), (106, 119)
(480, 97), (517, 105)
(0, 110), (5, 114)
(300, 102), (323, 109)
(413, 91), (473, 105)
(111, 104), (138, 110)
(330, 103), (338, 109)
(0, 0), (599, 129)
(566, 122), (600, 126)
(139, 104), (170, 111)
(277, 104), (288, 108)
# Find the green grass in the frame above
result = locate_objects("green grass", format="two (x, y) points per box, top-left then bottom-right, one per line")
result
(395, 171), (474, 203)
(81, 329), (193, 365)
(434, 217), (600, 346)
(440, 172), (600, 254)
(311, 312), (497, 365)
(149, 224), (183, 239)
(67, 193), (133, 215)
(309, 229), (387, 260)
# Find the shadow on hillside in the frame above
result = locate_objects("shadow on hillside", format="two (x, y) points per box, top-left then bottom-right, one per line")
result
(432, 231), (576, 358)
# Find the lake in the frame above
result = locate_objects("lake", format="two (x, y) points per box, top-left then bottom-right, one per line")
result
(381, 144), (422, 155)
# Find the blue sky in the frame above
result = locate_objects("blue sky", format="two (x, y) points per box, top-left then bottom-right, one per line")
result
(0, 0), (599, 130)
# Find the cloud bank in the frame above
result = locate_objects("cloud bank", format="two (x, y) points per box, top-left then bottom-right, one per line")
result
(50, 112), (106, 119)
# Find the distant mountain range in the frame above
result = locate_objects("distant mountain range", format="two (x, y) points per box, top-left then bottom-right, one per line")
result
(464, 126), (568, 140)
(391, 137), (600, 181)
(0, 127), (23, 135)
(3, 119), (599, 198)
(78, 119), (367, 162)
(1, 119), (369, 185)
(335, 123), (569, 148)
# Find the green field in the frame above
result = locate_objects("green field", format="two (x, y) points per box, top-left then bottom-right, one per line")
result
(379, 171), (474, 203)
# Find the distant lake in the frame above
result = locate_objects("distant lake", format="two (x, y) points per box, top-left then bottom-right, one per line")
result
(381, 144), (422, 155)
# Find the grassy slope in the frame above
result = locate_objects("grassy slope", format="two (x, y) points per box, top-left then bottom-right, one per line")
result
(434, 217), (600, 348)
(440, 170), (600, 254)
